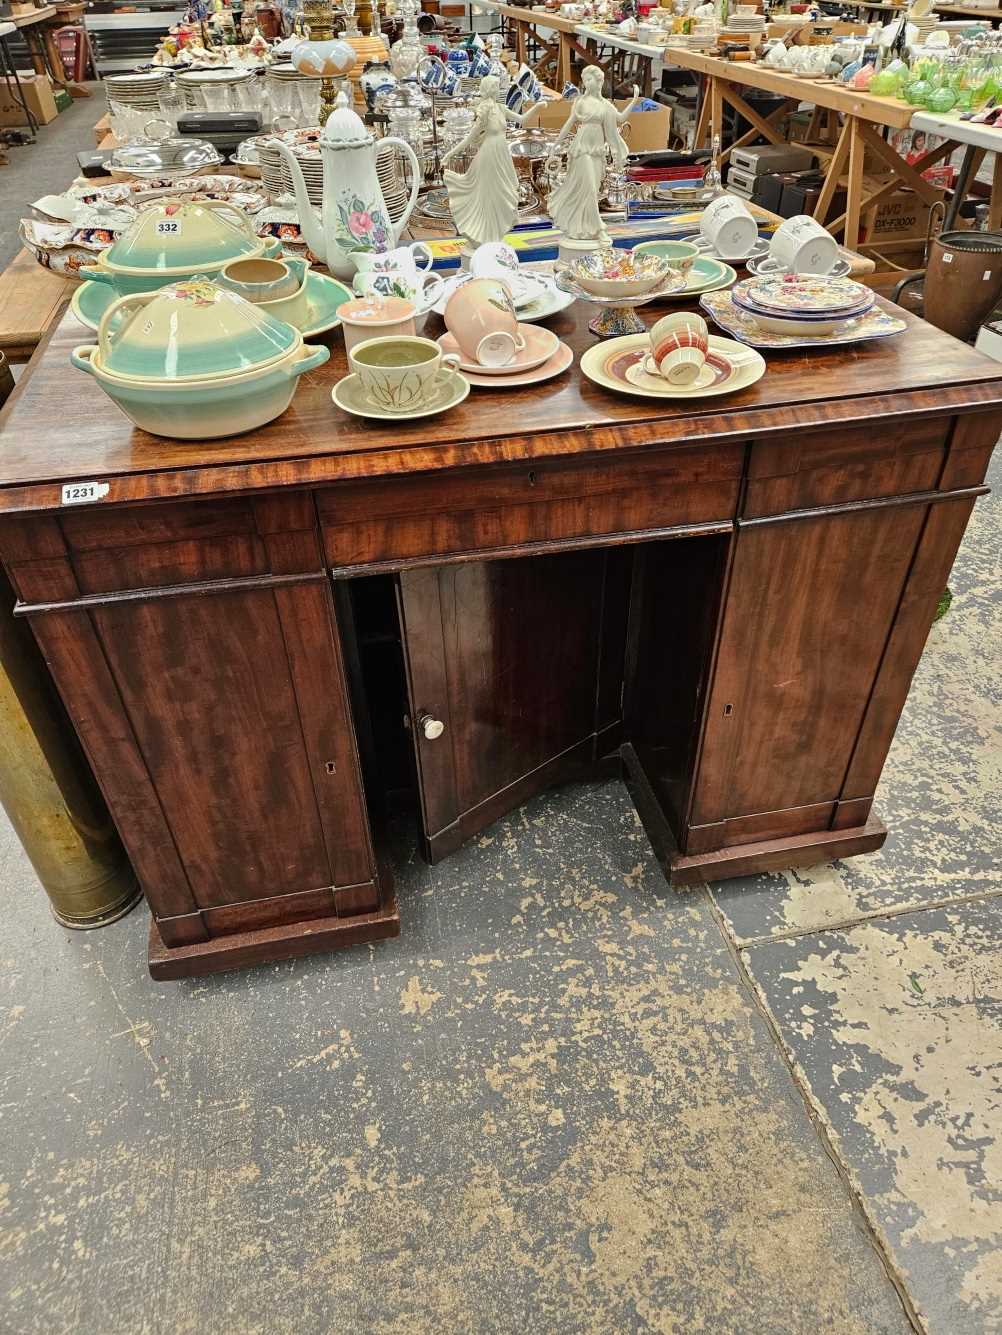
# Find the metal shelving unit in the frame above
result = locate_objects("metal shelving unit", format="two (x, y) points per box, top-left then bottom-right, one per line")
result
(84, 2), (185, 74)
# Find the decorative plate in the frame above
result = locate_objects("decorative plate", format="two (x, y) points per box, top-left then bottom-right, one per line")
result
(580, 333), (765, 400)
(431, 270), (552, 317)
(700, 289), (907, 349)
(741, 273), (872, 314)
(730, 281), (873, 322)
(503, 281), (577, 323)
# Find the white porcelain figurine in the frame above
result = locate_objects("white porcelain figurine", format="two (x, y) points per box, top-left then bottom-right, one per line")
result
(546, 68), (639, 248)
(441, 75), (525, 250)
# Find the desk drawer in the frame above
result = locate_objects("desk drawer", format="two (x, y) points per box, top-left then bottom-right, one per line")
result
(319, 444), (741, 570)
(1, 494), (321, 603)
(744, 419), (949, 518)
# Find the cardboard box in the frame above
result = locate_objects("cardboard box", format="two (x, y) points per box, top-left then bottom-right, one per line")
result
(861, 184), (945, 244)
(0, 73), (59, 127)
(523, 98), (671, 152)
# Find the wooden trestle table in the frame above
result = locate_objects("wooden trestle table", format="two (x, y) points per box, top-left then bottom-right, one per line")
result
(676, 50), (957, 251)
(0, 298), (999, 979)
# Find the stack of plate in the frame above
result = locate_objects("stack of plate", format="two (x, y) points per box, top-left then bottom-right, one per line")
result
(724, 7), (765, 31)
(911, 14), (943, 40)
(257, 127), (322, 200)
(699, 272), (908, 349)
(265, 62), (320, 88)
(730, 274), (874, 336)
(104, 71), (170, 113)
(257, 128), (412, 222)
(176, 67), (255, 109)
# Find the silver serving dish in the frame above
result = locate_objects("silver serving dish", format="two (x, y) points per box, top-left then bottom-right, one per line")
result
(508, 129), (557, 162)
(110, 134), (224, 180)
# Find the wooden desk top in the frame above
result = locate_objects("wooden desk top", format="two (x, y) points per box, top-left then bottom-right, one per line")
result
(2, 298), (1001, 514)
(665, 51), (916, 130)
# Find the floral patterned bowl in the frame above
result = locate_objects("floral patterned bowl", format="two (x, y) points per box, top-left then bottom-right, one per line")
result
(568, 248), (674, 299)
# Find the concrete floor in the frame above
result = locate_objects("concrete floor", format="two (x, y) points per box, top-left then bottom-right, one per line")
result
(0, 86), (102, 271)
(1, 99), (1001, 1335)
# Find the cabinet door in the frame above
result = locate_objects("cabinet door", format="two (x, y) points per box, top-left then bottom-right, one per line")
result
(397, 549), (628, 860)
(687, 505), (926, 852)
(77, 577), (378, 931)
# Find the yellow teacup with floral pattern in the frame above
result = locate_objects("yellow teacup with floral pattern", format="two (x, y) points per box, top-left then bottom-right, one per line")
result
(348, 335), (461, 415)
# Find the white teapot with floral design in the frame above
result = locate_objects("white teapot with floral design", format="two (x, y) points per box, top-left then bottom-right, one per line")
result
(278, 88), (421, 281)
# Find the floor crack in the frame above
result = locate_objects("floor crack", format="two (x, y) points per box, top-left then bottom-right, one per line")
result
(702, 884), (927, 1335)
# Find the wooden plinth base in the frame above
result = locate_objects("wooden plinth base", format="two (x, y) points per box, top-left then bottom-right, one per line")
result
(668, 816), (887, 887)
(148, 894), (400, 980)
(621, 743), (886, 887)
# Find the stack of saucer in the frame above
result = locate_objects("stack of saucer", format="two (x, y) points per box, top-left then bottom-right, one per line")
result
(436, 323), (573, 388)
(104, 71), (171, 114)
(729, 274), (875, 336)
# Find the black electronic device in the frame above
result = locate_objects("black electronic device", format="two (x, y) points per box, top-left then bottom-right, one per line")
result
(176, 111), (263, 153)
(76, 149), (115, 178)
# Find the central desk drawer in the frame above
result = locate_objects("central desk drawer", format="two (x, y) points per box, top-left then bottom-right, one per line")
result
(319, 445), (741, 570)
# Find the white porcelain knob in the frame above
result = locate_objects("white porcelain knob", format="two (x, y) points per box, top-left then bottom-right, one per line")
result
(419, 712), (444, 740)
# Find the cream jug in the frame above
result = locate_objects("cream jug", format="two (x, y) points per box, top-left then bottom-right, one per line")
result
(278, 88), (421, 281)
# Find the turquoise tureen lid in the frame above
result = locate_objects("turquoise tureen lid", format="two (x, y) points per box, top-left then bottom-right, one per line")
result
(97, 277), (298, 380)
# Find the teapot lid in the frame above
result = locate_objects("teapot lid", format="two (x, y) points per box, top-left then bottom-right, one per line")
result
(320, 87), (374, 149)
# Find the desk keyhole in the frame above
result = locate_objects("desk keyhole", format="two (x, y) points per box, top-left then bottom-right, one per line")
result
(723, 704), (734, 717)
(325, 760), (337, 774)
(527, 470), (537, 487)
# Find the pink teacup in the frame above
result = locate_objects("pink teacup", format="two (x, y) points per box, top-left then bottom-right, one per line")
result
(644, 312), (709, 386)
(443, 277), (526, 368)
(336, 295), (417, 355)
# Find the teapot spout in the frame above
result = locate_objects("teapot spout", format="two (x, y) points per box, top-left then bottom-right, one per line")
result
(277, 144), (327, 264)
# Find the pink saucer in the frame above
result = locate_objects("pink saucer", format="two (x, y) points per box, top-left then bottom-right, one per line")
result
(459, 340), (574, 388)
(438, 323), (560, 375)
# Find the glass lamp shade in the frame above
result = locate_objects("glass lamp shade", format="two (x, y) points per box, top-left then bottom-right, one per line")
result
(292, 38), (356, 77)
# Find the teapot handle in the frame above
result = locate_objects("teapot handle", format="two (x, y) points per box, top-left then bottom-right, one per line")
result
(98, 292), (156, 364)
(380, 138), (423, 244)
(199, 199), (259, 243)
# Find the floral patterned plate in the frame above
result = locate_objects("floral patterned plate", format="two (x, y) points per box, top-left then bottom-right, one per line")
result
(741, 273), (872, 314)
(699, 289), (907, 350)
